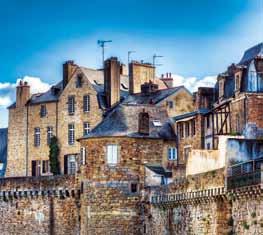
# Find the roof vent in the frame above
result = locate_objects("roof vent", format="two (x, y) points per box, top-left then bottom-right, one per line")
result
(153, 120), (162, 127)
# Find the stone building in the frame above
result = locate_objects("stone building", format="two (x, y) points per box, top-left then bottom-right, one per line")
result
(5, 57), (192, 178)
(78, 101), (177, 234)
(174, 42), (263, 165)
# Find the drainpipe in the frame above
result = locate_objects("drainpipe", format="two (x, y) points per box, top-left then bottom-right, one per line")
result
(244, 94), (247, 134)
(26, 105), (29, 176)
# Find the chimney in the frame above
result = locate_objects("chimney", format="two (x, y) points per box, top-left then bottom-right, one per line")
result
(104, 57), (121, 108)
(129, 61), (155, 94)
(194, 87), (215, 109)
(160, 72), (174, 88)
(138, 109), (149, 135)
(141, 81), (159, 95)
(63, 60), (76, 89)
(16, 80), (30, 108)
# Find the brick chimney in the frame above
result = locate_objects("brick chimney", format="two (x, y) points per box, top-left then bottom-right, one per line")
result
(63, 60), (76, 89)
(160, 73), (174, 88)
(16, 80), (30, 108)
(194, 87), (215, 110)
(138, 109), (149, 135)
(141, 81), (159, 95)
(129, 61), (155, 94)
(104, 57), (121, 108)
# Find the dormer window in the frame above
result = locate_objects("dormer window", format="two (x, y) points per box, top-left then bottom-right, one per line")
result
(219, 79), (224, 98)
(235, 75), (240, 91)
(76, 74), (83, 88)
(40, 105), (47, 117)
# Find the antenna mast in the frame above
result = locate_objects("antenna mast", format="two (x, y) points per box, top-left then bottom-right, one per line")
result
(97, 40), (112, 69)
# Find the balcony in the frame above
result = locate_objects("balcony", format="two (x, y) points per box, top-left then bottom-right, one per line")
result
(227, 157), (263, 190)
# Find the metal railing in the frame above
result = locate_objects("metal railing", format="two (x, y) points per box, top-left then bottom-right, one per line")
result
(227, 158), (263, 190)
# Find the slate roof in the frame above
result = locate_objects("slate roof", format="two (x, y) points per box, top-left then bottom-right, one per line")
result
(239, 42), (263, 65)
(82, 104), (176, 140)
(123, 86), (188, 105)
(0, 128), (8, 177)
(145, 164), (172, 177)
(173, 108), (209, 121)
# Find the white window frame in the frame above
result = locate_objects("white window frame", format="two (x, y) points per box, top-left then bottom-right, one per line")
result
(83, 122), (90, 135)
(168, 147), (177, 161)
(68, 123), (75, 145)
(34, 127), (41, 147)
(106, 144), (118, 165)
(68, 96), (75, 115)
(80, 147), (86, 165)
(83, 95), (90, 112)
(47, 126), (53, 145)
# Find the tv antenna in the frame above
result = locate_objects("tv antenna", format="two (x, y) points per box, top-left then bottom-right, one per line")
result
(153, 54), (163, 67)
(97, 40), (112, 68)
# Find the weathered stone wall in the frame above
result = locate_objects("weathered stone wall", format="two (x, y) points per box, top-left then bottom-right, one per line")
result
(0, 176), (80, 235)
(6, 106), (28, 177)
(27, 102), (58, 176)
(58, 67), (103, 174)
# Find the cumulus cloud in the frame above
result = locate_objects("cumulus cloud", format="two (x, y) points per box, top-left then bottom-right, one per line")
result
(172, 74), (217, 92)
(0, 76), (51, 108)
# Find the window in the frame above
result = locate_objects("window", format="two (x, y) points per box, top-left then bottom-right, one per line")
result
(42, 160), (50, 174)
(40, 105), (47, 117)
(32, 160), (41, 176)
(206, 116), (210, 128)
(219, 80), (224, 98)
(83, 95), (90, 112)
(235, 75), (240, 91)
(67, 155), (77, 175)
(191, 120), (196, 136)
(130, 183), (138, 193)
(80, 147), (86, 165)
(185, 122), (190, 137)
(167, 101), (173, 109)
(168, 147), (177, 160)
(68, 124), (75, 145)
(68, 96), (75, 115)
(83, 122), (90, 135)
(153, 120), (162, 127)
(34, 127), (40, 147)
(76, 74), (83, 88)
(106, 144), (118, 165)
(47, 126), (53, 145)
(207, 143), (211, 150)
(179, 123), (184, 138)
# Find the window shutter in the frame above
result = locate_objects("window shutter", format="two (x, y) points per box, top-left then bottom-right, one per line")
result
(112, 145), (117, 164)
(64, 155), (68, 175)
(32, 161), (36, 176)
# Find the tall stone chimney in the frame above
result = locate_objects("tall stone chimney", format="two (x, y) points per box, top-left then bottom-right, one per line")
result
(104, 57), (121, 108)
(138, 109), (149, 135)
(129, 61), (155, 94)
(63, 60), (76, 89)
(16, 80), (30, 108)
(160, 73), (174, 88)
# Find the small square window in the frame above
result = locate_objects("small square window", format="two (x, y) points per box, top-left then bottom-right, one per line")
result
(130, 183), (138, 193)
(168, 147), (177, 160)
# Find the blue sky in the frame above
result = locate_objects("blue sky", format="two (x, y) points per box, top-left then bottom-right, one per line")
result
(0, 0), (263, 127)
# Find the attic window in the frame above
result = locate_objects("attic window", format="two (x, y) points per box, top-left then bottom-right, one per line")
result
(153, 120), (162, 127)
(76, 74), (83, 88)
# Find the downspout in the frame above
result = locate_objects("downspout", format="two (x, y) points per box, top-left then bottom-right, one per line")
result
(26, 105), (29, 176)
(244, 94), (247, 133)
(56, 101), (58, 137)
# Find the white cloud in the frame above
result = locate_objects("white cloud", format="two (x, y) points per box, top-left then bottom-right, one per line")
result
(172, 74), (217, 92)
(0, 76), (51, 127)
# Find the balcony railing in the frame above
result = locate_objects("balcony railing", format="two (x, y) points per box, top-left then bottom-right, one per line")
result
(227, 157), (263, 190)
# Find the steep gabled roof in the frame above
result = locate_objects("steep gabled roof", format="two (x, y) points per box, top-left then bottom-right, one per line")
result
(239, 42), (263, 65)
(123, 86), (189, 105)
(82, 104), (176, 140)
